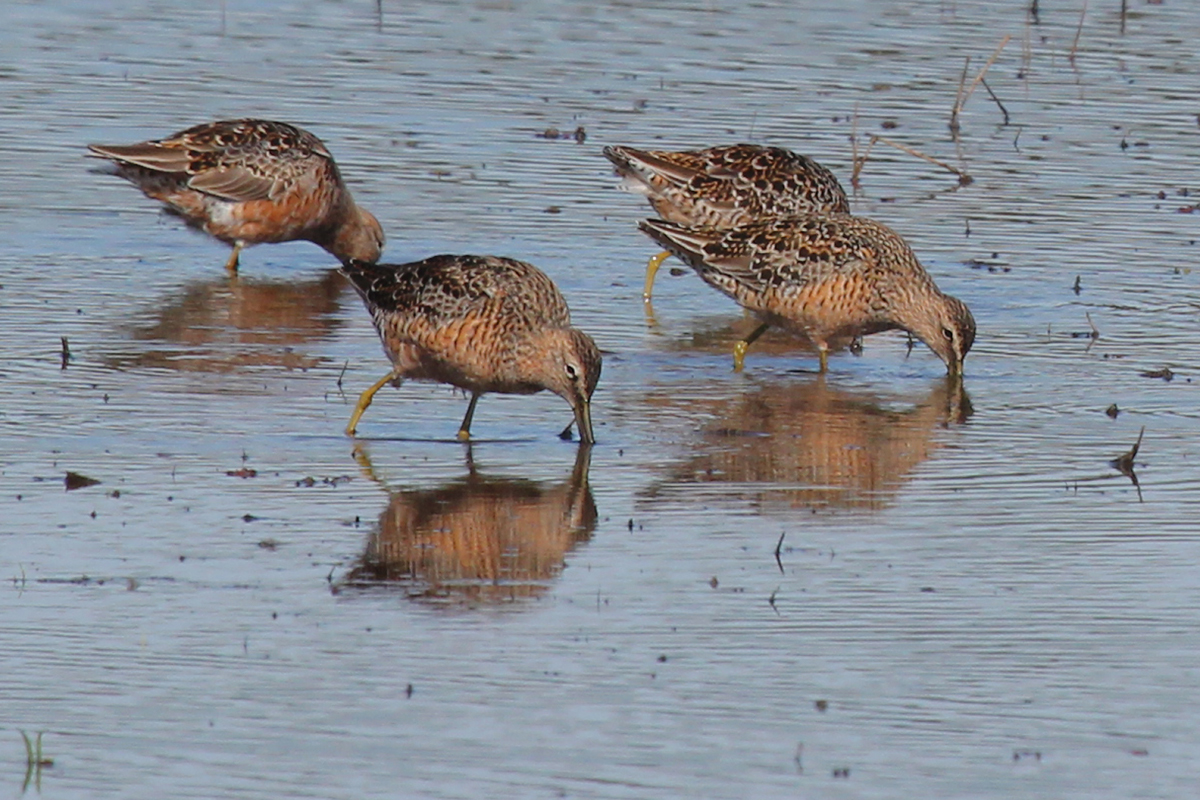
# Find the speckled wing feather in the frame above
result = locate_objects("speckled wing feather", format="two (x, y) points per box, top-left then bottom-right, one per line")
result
(342, 255), (572, 331)
(638, 215), (888, 290)
(604, 144), (849, 227)
(88, 119), (333, 203)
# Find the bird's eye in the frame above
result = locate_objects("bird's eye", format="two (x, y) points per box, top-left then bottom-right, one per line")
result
(942, 327), (954, 341)
(565, 363), (579, 380)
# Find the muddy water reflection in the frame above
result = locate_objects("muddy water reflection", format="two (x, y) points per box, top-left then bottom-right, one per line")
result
(645, 377), (970, 513)
(104, 269), (348, 372)
(341, 446), (596, 606)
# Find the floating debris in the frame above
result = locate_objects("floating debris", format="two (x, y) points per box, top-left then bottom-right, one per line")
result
(295, 475), (353, 488)
(64, 471), (100, 491)
(1105, 404), (1120, 419)
(1110, 426), (1145, 476)
(1139, 367), (1174, 382)
(963, 258), (1011, 273)
(226, 467), (258, 478)
(536, 125), (586, 143)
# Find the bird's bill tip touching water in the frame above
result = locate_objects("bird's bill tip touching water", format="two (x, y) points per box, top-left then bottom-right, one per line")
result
(574, 400), (595, 444)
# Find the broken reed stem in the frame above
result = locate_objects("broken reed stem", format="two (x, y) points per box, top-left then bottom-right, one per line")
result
(850, 101), (860, 182)
(1069, 0), (1087, 63)
(950, 56), (971, 134)
(980, 76), (1010, 124)
(849, 122), (878, 187)
(850, 135), (876, 184)
(868, 135), (973, 184)
(1130, 426), (1145, 459)
(956, 34), (1013, 119)
(1112, 426), (1145, 474)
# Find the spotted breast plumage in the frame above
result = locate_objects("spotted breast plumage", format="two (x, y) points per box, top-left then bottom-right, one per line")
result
(341, 255), (601, 443)
(603, 143), (850, 299)
(638, 214), (975, 375)
(88, 118), (384, 272)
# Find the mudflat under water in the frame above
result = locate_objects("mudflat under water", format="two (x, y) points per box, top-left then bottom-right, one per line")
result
(3, 1), (1200, 797)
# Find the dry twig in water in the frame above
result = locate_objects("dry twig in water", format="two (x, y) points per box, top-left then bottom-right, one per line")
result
(951, 35), (1013, 132)
(868, 135), (973, 185)
(1110, 426), (1145, 476)
(980, 77), (1010, 125)
(1069, 0), (1088, 64)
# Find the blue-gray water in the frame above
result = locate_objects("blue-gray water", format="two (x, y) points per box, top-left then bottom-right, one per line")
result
(3, 1), (1200, 797)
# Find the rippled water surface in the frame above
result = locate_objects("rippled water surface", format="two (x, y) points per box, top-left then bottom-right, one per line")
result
(4, 1), (1200, 797)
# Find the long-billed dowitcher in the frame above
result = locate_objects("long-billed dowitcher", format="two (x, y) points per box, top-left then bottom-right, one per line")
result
(88, 119), (384, 272)
(603, 143), (849, 299)
(341, 255), (601, 442)
(638, 215), (975, 375)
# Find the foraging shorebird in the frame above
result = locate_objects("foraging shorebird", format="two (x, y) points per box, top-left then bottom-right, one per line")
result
(638, 214), (975, 375)
(88, 118), (384, 272)
(603, 143), (849, 299)
(341, 255), (601, 442)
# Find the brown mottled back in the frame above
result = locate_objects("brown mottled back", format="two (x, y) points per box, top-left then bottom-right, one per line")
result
(604, 143), (849, 227)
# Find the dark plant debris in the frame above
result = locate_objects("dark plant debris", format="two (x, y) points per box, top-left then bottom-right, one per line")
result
(226, 467), (258, 478)
(537, 126), (586, 143)
(1105, 404), (1120, 419)
(1139, 367), (1173, 382)
(295, 475), (354, 488)
(963, 258), (1010, 273)
(1110, 426), (1145, 477)
(64, 471), (100, 491)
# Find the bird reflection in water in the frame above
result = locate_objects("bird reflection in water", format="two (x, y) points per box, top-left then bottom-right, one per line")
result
(642, 377), (971, 513)
(340, 445), (596, 607)
(106, 269), (347, 372)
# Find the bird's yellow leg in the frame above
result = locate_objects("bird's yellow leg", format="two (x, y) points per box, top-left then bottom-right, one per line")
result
(643, 250), (671, 301)
(642, 296), (662, 330)
(457, 392), (482, 442)
(818, 347), (829, 373)
(345, 371), (398, 436)
(223, 242), (243, 274)
(732, 323), (770, 373)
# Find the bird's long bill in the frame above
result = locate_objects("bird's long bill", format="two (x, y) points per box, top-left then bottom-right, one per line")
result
(947, 355), (964, 378)
(574, 400), (595, 444)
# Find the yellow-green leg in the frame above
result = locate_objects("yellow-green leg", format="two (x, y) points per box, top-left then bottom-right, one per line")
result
(732, 323), (770, 372)
(457, 392), (482, 442)
(818, 347), (829, 373)
(345, 371), (398, 436)
(223, 241), (244, 274)
(643, 250), (671, 301)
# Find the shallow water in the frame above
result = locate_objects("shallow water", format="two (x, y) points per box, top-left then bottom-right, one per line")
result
(4, 0), (1200, 797)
